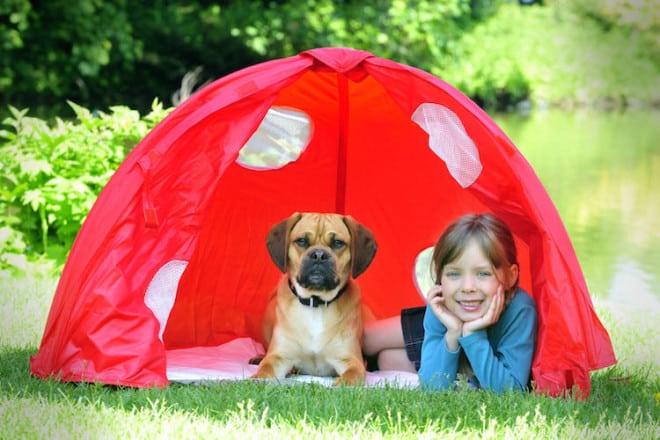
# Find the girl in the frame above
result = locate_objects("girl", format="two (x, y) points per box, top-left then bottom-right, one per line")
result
(363, 213), (538, 392)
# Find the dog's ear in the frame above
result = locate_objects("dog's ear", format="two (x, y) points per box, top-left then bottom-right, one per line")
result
(266, 212), (302, 273)
(343, 216), (377, 278)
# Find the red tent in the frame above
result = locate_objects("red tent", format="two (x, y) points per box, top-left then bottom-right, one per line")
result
(30, 47), (615, 397)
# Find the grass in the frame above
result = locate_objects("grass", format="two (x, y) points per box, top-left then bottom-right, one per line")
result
(1, 275), (658, 439)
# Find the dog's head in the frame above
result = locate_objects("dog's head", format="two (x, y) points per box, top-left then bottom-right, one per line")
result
(266, 213), (377, 295)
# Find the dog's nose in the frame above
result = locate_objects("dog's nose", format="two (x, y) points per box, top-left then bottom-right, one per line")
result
(310, 249), (330, 261)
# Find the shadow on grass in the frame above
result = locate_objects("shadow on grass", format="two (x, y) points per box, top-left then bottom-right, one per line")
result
(1, 345), (658, 434)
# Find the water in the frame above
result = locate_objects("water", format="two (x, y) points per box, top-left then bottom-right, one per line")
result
(493, 110), (660, 309)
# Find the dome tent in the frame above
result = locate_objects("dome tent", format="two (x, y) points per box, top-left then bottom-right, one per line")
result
(30, 47), (615, 397)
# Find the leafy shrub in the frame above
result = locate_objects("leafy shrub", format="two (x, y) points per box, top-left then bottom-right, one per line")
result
(0, 100), (171, 275)
(441, 2), (659, 109)
(229, 0), (474, 76)
(1, 1), (494, 115)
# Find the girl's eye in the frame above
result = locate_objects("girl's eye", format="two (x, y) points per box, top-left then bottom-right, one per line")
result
(445, 271), (460, 278)
(330, 239), (346, 250)
(294, 237), (309, 248)
(477, 271), (492, 278)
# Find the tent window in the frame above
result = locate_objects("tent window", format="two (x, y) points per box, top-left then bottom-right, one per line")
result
(412, 103), (483, 188)
(144, 260), (188, 341)
(413, 246), (435, 300)
(236, 106), (312, 170)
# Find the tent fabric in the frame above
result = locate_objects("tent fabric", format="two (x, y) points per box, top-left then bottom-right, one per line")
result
(30, 47), (616, 397)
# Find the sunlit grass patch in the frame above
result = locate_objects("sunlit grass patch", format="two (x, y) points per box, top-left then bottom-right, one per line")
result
(0, 275), (56, 348)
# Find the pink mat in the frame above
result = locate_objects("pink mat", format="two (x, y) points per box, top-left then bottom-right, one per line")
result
(166, 337), (419, 387)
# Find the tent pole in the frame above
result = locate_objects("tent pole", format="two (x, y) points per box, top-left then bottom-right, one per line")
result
(336, 73), (349, 214)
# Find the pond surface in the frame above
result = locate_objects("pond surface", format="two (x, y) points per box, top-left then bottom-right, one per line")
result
(493, 110), (660, 308)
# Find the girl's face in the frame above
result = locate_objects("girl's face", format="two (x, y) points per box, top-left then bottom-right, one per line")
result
(440, 238), (517, 322)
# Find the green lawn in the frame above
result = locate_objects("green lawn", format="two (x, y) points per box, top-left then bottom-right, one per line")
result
(1, 275), (658, 439)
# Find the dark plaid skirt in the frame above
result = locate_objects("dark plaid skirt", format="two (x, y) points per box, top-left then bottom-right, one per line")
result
(400, 306), (426, 371)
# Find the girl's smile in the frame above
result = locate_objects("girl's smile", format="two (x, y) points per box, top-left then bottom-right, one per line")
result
(457, 299), (485, 312)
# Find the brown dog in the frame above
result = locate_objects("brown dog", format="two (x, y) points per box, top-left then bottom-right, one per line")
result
(251, 212), (377, 385)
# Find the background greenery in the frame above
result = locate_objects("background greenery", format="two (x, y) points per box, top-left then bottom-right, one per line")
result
(2, 0), (659, 276)
(0, 101), (171, 275)
(2, 0), (658, 116)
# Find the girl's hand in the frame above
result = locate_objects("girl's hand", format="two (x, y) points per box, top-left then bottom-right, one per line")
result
(462, 284), (505, 336)
(426, 285), (462, 350)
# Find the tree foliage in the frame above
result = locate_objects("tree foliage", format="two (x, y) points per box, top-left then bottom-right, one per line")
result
(0, 1), (266, 115)
(568, 0), (660, 65)
(0, 1), (658, 276)
(0, 100), (171, 275)
(2, 1), (657, 115)
(1, 1), (501, 115)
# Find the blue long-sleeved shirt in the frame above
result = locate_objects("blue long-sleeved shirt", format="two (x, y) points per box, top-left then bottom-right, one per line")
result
(418, 288), (537, 392)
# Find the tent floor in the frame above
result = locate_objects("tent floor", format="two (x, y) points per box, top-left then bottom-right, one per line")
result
(166, 337), (419, 387)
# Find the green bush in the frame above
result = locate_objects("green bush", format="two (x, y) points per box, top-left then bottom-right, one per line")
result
(441, 2), (659, 109)
(229, 0), (474, 69)
(0, 1), (496, 115)
(3, 1), (657, 115)
(0, 101), (171, 275)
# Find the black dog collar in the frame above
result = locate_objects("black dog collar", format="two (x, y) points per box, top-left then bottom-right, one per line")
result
(288, 279), (348, 308)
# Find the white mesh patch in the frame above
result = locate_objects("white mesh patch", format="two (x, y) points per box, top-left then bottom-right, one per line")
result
(412, 103), (482, 188)
(237, 106), (311, 169)
(413, 247), (434, 302)
(144, 260), (188, 341)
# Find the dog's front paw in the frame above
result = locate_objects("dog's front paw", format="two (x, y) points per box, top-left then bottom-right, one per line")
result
(333, 375), (365, 386)
(333, 367), (366, 386)
(251, 360), (279, 379)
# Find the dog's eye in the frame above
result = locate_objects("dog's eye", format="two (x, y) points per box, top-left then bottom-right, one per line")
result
(294, 237), (309, 248)
(330, 239), (346, 250)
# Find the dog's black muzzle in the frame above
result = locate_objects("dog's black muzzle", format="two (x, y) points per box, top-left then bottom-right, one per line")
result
(296, 248), (340, 291)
